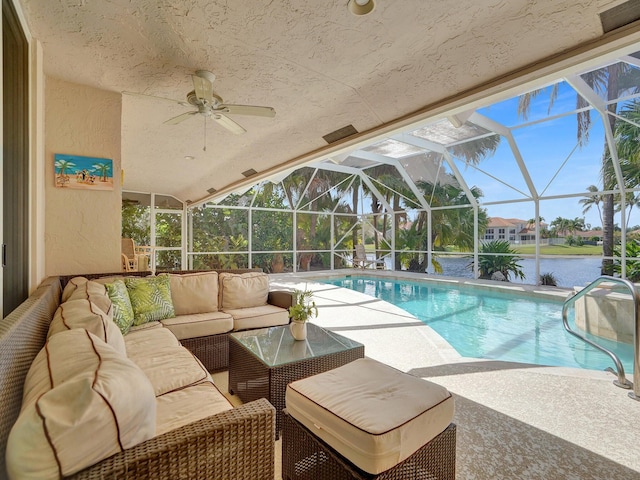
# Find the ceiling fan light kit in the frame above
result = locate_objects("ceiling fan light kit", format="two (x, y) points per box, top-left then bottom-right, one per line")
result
(348, 0), (375, 16)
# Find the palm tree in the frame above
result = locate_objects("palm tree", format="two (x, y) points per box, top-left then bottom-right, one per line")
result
(609, 100), (640, 229)
(550, 216), (570, 237)
(92, 162), (112, 182)
(579, 185), (603, 226)
(54, 159), (75, 176)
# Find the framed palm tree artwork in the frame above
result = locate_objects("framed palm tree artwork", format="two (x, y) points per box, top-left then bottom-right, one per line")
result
(54, 153), (114, 190)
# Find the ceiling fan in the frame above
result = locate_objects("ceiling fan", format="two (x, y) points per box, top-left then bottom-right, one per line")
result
(164, 70), (276, 135)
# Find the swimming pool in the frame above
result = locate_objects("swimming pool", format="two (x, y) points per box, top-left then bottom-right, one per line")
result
(323, 276), (635, 373)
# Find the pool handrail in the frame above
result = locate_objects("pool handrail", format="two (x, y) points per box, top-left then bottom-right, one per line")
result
(562, 275), (638, 400)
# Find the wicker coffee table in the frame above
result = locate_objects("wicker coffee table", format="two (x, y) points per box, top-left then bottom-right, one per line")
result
(228, 323), (364, 436)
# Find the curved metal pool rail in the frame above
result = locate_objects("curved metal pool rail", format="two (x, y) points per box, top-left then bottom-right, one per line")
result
(562, 276), (639, 400)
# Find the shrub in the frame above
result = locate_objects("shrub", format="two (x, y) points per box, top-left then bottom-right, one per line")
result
(540, 272), (558, 286)
(469, 240), (525, 282)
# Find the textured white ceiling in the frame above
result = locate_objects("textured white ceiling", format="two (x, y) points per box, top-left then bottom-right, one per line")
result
(20, 0), (610, 203)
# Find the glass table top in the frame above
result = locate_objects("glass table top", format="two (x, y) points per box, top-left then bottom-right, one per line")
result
(230, 323), (363, 368)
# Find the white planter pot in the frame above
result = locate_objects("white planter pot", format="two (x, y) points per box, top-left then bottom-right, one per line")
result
(289, 321), (307, 341)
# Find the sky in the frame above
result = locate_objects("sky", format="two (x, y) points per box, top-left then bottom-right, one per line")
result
(461, 80), (640, 230)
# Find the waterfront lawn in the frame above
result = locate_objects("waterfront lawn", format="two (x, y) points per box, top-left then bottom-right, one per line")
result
(513, 244), (602, 255)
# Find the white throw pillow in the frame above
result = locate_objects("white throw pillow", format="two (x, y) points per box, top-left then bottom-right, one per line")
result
(7, 329), (156, 479)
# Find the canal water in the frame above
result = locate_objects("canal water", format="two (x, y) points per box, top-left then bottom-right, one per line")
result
(437, 256), (603, 288)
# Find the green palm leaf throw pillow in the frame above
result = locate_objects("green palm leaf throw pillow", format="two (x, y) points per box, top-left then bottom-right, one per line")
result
(125, 274), (175, 326)
(105, 280), (134, 335)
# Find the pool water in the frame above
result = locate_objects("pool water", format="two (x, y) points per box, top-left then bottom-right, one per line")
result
(324, 276), (635, 373)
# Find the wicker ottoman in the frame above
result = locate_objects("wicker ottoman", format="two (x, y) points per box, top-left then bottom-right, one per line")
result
(283, 358), (456, 479)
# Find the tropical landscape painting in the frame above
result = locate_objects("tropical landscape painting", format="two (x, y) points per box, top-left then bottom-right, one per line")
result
(54, 153), (114, 190)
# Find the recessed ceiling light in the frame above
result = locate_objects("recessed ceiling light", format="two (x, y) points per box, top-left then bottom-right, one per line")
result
(348, 0), (375, 16)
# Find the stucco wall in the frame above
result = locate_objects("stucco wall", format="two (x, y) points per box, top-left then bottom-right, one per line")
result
(45, 77), (121, 275)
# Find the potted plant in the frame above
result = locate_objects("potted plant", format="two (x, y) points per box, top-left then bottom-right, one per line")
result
(288, 289), (318, 340)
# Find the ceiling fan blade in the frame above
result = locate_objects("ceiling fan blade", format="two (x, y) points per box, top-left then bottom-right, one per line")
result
(213, 114), (246, 134)
(219, 104), (276, 117)
(122, 91), (190, 107)
(164, 111), (198, 125)
(192, 75), (214, 103)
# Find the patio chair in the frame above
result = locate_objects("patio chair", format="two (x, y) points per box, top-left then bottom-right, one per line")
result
(121, 253), (134, 272)
(353, 244), (385, 269)
(121, 237), (139, 271)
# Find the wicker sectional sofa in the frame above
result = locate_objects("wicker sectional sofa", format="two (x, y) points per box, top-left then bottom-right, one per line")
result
(0, 269), (291, 479)
(59, 269), (294, 372)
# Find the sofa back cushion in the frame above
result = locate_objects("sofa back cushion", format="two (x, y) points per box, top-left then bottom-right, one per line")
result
(219, 272), (269, 310)
(61, 277), (112, 315)
(169, 271), (219, 315)
(7, 329), (156, 479)
(48, 299), (126, 356)
(125, 274), (175, 325)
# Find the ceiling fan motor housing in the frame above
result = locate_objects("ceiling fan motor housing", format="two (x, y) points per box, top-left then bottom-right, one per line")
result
(187, 90), (223, 108)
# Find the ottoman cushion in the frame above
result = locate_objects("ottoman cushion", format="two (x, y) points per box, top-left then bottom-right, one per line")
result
(285, 357), (454, 475)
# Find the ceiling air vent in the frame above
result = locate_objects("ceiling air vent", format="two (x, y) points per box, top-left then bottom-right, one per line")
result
(600, 0), (640, 33)
(207, 187), (217, 194)
(323, 124), (359, 144)
(242, 168), (258, 178)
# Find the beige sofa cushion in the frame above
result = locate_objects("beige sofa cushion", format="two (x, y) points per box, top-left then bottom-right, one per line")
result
(169, 272), (219, 315)
(286, 357), (454, 475)
(124, 326), (211, 396)
(219, 272), (269, 310)
(155, 381), (233, 437)
(7, 329), (156, 480)
(48, 299), (126, 356)
(161, 311), (233, 340)
(225, 304), (290, 331)
(61, 277), (112, 314)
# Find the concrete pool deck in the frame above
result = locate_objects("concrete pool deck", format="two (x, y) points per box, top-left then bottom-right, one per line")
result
(262, 270), (640, 479)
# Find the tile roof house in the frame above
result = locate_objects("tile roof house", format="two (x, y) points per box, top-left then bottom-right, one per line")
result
(483, 217), (547, 243)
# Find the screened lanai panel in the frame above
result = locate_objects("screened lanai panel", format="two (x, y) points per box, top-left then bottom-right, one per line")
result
(364, 164), (422, 211)
(189, 206), (248, 252)
(334, 214), (358, 250)
(340, 156), (378, 169)
(282, 167), (316, 209)
(191, 253), (249, 270)
(122, 192), (151, 245)
(297, 170), (357, 212)
(411, 119), (492, 146)
(399, 152), (452, 190)
(511, 112), (605, 199)
(327, 174), (358, 213)
(252, 210), (293, 250)
(251, 182), (291, 209)
(395, 208), (428, 271)
(450, 139), (531, 205)
(156, 212), (182, 248)
(477, 81), (581, 128)
(578, 57), (640, 104)
(296, 212), (331, 250)
(154, 194), (182, 210)
(363, 139), (424, 158)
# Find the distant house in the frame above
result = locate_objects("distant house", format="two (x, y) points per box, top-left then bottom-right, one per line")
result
(483, 217), (547, 243)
